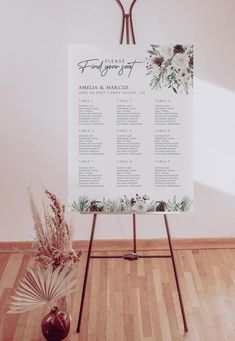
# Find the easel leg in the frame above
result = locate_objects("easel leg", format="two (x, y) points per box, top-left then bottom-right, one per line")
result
(76, 213), (97, 333)
(163, 214), (188, 333)
(133, 214), (137, 253)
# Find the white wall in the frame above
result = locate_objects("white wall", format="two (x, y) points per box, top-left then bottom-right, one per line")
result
(0, 0), (235, 241)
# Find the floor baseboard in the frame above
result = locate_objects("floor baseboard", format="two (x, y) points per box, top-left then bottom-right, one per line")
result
(1, 238), (235, 253)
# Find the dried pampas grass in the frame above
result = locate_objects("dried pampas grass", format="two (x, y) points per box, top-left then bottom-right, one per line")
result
(28, 188), (81, 269)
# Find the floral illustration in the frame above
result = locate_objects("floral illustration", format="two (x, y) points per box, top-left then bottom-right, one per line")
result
(146, 44), (193, 94)
(72, 194), (192, 213)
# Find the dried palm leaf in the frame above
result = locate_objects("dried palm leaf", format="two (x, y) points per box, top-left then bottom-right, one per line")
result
(8, 264), (77, 314)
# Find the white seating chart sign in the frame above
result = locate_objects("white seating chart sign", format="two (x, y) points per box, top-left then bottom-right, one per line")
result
(68, 44), (193, 213)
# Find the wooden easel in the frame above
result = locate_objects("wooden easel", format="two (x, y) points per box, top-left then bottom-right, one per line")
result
(76, 0), (188, 334)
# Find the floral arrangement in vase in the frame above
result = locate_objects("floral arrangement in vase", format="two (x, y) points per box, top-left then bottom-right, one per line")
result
(146, 44), (193, 94)
(8, 188), (81, 340)
(8, 264), (77, 340)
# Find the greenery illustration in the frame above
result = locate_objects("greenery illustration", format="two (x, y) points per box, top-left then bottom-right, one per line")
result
(72, 194), (193, 213)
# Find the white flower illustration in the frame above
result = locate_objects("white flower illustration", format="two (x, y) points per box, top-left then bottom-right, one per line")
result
(179, 68), (191, 82)
(172, 53), (189, 69)
(152, 65), (162, 76)
(161, 45), (174, 59)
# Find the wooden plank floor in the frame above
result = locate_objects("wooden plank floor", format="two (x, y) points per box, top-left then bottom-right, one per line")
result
(1, 249), (235, 340)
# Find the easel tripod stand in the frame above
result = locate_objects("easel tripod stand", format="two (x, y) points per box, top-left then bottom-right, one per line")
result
(76, 0), (188, 334)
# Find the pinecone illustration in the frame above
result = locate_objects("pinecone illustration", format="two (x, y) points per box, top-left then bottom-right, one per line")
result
(155, 201), (166, 212)
(189, 56), (193, 67)
(173, 44), (185, 54)
(90, 201), (103, 212)
(153, 56), (164, 66)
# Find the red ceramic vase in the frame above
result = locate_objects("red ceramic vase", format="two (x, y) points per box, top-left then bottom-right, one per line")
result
(41, 306), (70, 341)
